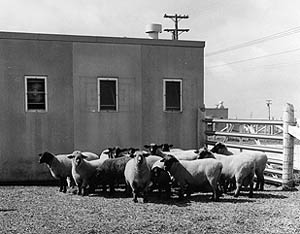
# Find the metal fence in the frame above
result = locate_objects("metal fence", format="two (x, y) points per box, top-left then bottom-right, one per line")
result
(200, 103), (297, 189)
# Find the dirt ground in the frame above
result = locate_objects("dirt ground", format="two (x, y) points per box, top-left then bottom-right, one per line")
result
(1, 184), (300, 234)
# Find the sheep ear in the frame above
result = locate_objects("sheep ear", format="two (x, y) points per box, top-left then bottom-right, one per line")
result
(160, 158), (165, 162)
(158, 144), (163, 148)
(194, 150), (199, 154)
(143, 152), (150, 157)
(67, 155), (75, 159)
(144, 145), (150, 149)
(81, 155), (88, 159)
(38, 153), (42, 157)
(170, 144), (173, 148)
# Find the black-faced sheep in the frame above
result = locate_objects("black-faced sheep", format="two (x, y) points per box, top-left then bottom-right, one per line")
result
(124, 151), (152, 203)
(39, 151), (99, 193)
(144, 143), (198, 161)
(68, 151), (103, 196)
(211, 142), (268, 191)
(151, 160), (172, 198)
(160, 154), (223, 201)
(197, 148), (256, 198)
(95, 155), (132, 194)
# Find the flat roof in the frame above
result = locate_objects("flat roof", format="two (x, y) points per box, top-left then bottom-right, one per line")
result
(0, 31), (205, 48)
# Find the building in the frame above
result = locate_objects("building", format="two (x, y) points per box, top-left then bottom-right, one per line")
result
(0, 31), (205, 182)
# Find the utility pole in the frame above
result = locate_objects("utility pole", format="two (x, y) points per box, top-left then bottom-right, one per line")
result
(164, 13), (189, 40)
(266, 99), (272, 134)
(266, 99), (272, 120)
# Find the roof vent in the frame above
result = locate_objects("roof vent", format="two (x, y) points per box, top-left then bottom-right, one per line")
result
(145, 23), (162, 39)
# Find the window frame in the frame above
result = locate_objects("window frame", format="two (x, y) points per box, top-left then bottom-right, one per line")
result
(97, 77), (119, 112)
(163, 78), (183, 112)
(25, 76), (48, 112)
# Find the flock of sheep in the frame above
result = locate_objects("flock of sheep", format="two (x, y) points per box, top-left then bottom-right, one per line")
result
(39, 142), (268, 203)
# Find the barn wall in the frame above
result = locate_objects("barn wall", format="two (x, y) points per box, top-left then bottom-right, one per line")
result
(73, 43), (143, 153)
(141, 45), (204, 149)
(0, 39), (74, 182)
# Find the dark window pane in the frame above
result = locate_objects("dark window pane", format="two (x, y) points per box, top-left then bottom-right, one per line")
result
(100, 80), (117, 110)
(26, 78), (46, 111)
(27, 79), (45, 92)
(165, 81), (181, 111)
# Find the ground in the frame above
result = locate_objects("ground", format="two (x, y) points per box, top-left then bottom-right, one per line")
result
(0, 184), (299, 234)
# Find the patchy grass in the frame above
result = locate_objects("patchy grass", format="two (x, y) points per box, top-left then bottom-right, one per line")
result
(0, 185), (299, 234)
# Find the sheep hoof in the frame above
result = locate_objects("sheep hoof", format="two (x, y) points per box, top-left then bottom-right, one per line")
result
(133, 199), (138, 203)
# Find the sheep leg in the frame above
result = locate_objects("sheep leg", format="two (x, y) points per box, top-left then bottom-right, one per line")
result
(143, 190), (148, 203)
(59, 178), (64, 192)
(255, 172), (264, 191)
(132, 190), (138, 203)
(233, 177), (242, 197)
(249, 181), (254, 198)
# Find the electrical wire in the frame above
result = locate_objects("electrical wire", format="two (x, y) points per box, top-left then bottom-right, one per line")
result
(206, 26), (300, 57)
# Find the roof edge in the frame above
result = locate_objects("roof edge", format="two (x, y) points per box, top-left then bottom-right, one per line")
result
(0, 31), (205, 48)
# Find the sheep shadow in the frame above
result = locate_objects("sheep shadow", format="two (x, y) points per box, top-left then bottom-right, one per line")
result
(147, 192), (255, 206)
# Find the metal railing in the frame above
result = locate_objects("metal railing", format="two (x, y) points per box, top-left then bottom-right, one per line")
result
(199, 103), (296, 189)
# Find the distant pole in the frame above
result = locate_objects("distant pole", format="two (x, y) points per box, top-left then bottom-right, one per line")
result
(164, 13), (190, 40)
(266, 99), (272, 120)
(282, 103), (295, 190)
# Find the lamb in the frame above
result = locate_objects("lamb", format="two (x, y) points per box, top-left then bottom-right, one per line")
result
(95, 155), (132, 194)
(124, 151), (152, 203)
(67, 150), (104, 196)
(160, 154), (223, 201)
(197, 147), (256, 198)
(39, 151), (99, 193)
(151, 160), (172, 198)
(211, 142), (268, 191)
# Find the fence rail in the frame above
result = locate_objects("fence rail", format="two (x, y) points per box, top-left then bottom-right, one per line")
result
(201, 103), (297, 189)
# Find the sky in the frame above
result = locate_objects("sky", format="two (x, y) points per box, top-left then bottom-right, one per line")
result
(1, 0), (299, 119)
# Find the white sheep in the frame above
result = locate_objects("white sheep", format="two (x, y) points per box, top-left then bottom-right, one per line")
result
(124, 151), (152, 203)
(198, 148), (256, 198)
(67, 150), (103, 196)
(39, 151), (99, 193)
(211, 142), (268, 191)
(160, 154), (223, 201)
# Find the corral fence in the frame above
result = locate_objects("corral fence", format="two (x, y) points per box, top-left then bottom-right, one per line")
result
(198, 103), (300, 190)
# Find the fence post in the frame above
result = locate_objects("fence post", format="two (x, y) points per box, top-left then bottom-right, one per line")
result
(197, 105), (206, 148)
(282, 103), (295, 190)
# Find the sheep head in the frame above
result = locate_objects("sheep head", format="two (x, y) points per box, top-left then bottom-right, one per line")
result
(211, 142), (233, 155)
(160, 154), (178, 171)
(197, 147), (215, 159)
(68, 151), (88, 166)
(39, 152), (55, 164)
(133, 151), (150, 165)
(161, 143), (173, 152)
(144, 143), (163, 155)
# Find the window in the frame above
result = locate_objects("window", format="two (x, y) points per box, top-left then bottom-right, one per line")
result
(25, 76), (47, 112)
(98, 78), (118, 111)
(163, 79), (182, 112)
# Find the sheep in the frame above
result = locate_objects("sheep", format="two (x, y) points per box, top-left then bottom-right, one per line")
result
(144, 143), (198, 161)
(160, 154), (223, 201)
(39, 151), (99, 193)
(67, 150), (104, 196)
(151, 160), (172, 198)
(95, 155), (132, 194)
(197, 147), (256, 198)
(124, 151), (152, 203)
(211, 142), (268, 191)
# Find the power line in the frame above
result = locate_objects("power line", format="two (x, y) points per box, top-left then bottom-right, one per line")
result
(206, 47), (300, 69)
(206, 26), (300, 57)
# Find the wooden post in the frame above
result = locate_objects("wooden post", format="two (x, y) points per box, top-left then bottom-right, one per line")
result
(282, 103), (295, 190)
(197, 105), (206, 148)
